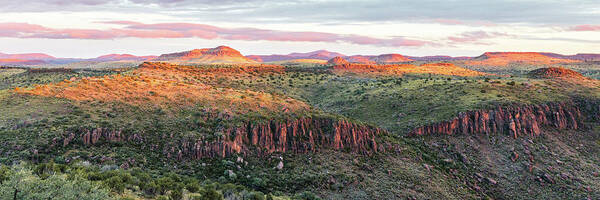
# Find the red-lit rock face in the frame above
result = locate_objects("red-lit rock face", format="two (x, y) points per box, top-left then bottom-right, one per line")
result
(153, 46), (256, 63)
(57, 118), (384, 159)
(409, 102), (585, 138)
(327, 56), (349, 65)
(528, 67), (586, 79)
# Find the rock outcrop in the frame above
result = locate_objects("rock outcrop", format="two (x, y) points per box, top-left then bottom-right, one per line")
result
(57, 118), (384, 159)
(528, 67), (587, 79)
(56, 128), (142, 147)
(327, 56), (350, 65)
(409, 102), (585, 138)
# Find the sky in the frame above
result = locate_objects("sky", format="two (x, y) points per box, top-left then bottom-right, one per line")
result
(0, 0), (599, 58)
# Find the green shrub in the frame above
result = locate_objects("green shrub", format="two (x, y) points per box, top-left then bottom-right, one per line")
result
(186, 181), (201, 193)
(198, 185), (224, 200)
(244, 191), (265, 200)
(105, 176), (125, 193)
(156, 195), (169, 200)
(293, 191), (321, 200)
(169, 186), (184, 200)
(0, 165), (111, 200)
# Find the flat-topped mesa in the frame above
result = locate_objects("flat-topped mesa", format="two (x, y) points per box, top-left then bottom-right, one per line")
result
(58, 118), (385, 159)
(157, 46), (243, 59)
(153, 46), (256, 63)
(409, 102), (584, 138)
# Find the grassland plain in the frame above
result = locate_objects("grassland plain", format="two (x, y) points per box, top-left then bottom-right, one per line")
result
(0, 61), (599, 199)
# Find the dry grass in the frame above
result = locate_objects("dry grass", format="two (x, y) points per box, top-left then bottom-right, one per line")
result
(16, 62), (310, 114)
(332, 63), (488, 77)
(465, 52), (580, 66)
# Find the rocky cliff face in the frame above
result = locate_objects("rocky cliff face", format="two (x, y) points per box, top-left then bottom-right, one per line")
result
(57, 118), (383, 159)
(152, 46), (256, 63)
(175, 118), (383, 159)
(327, 56), (349, 65)
(409, 102), (587, 137)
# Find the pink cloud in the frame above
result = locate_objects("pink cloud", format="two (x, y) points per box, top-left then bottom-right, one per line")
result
(387, 38), (433, 46)
(0, 22), (436, 47)
(434, 19), (464, 25)
(0, 23), (50, 37)
(111, 29), (187, 38)
(126, 23), (223, 32)
(447, 31), (508, 44)
(570, 24), (600, 31)
(100, 21), (144, 26)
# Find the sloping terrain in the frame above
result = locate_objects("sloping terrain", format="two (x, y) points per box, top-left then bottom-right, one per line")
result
(345, 55), (375, 64)
(541, 53), (600, 61)
(368, 54), (413, 63)
(0, 52), (55, 60)
(466, 52), (580, 66)
(327, 56), (349, 65)
(249, 50), (345, 62)
(1, 56), (600, 199)
(332, 63), (488, 77)
(528, 67), (588, 79)
(91, 54), (157, 62)
(0, 58), (47, 65)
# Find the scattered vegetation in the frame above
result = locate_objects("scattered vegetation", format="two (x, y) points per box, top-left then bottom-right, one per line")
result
(1, 60), (599, 199)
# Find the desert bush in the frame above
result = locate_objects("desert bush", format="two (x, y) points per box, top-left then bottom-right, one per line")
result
(292, 191), (321, 200)
(244, 191), (266, 200)
(198, 184), (224, 200)
(0, 164), (111, 200)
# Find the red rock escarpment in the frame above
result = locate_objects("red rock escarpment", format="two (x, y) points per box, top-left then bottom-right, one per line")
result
(177, 118), (383, 159)
(56, 128), (140, 148)
(327, 56), (350, 65)
(58, 118), (383, 159)
(409, 102), (584, 138)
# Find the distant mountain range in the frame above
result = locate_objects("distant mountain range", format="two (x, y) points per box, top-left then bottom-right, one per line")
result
(92, 54), (157, 62)
(247, 50), (345, 62)
(540, 53), (600, 61)
(2, 46), (599, 66)
(466, 52), (581, 66)
(251, 50), (474, 64)
(0, 52), (156, 66)
(0, 52), (56, 60)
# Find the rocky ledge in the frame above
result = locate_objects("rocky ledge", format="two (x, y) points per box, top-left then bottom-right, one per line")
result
(409, 102), (591, 137)
(57, 118), (384, 159)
